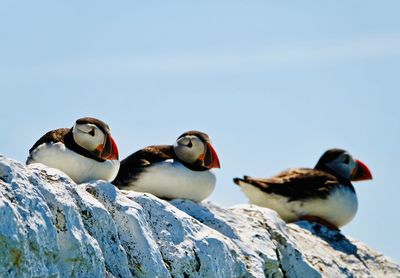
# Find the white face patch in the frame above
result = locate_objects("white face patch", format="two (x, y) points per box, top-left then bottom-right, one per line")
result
(72, 123), (106, 151)
(325, 153), (357, 180)
(173, 135), (205, 164)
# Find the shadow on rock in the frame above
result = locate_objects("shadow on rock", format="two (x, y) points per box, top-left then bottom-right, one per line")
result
(295, 221), (359, 256)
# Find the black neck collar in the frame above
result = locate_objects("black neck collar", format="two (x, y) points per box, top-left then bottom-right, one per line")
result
(173, 152), (209, 172)
(64, 131), (105, 162)
(314, 164), (352, 186)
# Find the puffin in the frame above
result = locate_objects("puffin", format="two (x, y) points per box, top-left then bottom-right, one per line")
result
(233, 149), (373, 229)
(113, 131), (220, 202)
(27, 117), (120, 184)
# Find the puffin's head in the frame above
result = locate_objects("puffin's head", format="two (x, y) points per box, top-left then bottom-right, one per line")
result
(173, 130), (220, 169)
(72, 117), (119, 160)
(315, 148), (372, 182)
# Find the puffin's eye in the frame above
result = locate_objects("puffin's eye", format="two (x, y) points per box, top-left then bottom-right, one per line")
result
(88, 129), (95, 136)
(344, 156), (350, 164)
(187, 140), (193, 148)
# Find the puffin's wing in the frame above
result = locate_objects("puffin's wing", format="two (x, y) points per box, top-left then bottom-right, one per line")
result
(27, 128), (70, 164)
(112, 145), (174, 187)
(28, 128), (70, 153)
(234, 168), (340, 201)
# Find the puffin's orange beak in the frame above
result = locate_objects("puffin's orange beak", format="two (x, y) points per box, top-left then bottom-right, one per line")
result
(96, 135), (119, 160)
(352, 159), (373, 181)
(200, 143), (220, 169)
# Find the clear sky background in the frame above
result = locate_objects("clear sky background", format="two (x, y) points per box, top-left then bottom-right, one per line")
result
(1, 1), (399, 262)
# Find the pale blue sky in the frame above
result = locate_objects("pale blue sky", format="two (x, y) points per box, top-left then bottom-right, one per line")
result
(1, 1), (399, 262)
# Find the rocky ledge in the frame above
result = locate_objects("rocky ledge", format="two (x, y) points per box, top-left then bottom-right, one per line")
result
(0, 155), (399, 277)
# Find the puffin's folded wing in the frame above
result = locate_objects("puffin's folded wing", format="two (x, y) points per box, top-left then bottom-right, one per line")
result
(237, 168), (340, 201)
(112, 145), (174, 187)
(28, 128), (70, 154)
(26, 128), (70, 164)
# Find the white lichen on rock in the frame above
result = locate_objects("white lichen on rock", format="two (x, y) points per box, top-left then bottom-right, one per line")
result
(0, 155), (399, 278)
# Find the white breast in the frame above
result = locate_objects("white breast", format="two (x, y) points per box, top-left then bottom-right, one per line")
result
(294, 186), (358, 228)
(124, 161), (216, 202)
(27, 142), (120, 184)
(240, 182), (358, 228)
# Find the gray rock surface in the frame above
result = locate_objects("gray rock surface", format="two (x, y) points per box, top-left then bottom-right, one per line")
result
(0, 155), (399, 277)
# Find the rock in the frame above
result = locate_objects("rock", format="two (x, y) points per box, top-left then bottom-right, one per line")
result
(0, 155), (399, 278)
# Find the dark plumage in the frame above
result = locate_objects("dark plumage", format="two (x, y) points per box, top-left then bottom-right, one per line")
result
(234, 168), (353, 202)
(112, 145), (174, 187)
